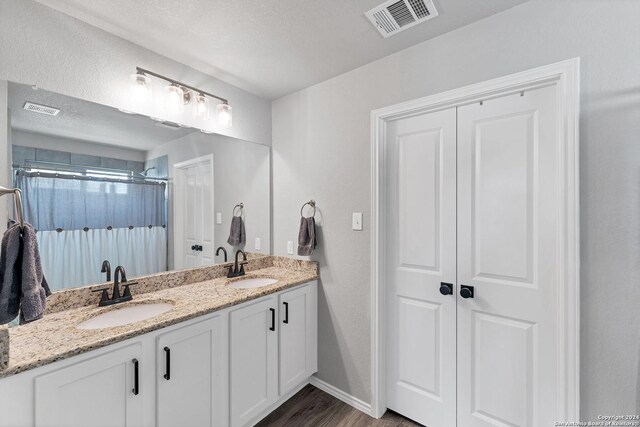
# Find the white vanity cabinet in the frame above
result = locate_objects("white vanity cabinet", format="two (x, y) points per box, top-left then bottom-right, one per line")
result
(34, 343), (144, 427)
(0, 280), (317, 427)
(156, 315), (228, 427)
(229, 295), (279, 427)
(278, 283), (317, 396)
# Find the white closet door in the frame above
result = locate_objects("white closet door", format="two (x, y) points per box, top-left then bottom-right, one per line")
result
(456, 86), (559, 426)
(385, 108), (457, 427)
(183, 162), (214, 268)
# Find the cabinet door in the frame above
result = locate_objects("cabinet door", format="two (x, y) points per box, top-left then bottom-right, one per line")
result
(157, 316), (227, 427)
(230, 296), (278, 427)
(279, 282), (317, 395)
(34, 343), (143, 427)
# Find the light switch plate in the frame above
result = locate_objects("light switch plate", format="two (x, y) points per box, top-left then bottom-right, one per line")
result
(255, 238), (261, 250)
(216, 213), (222, 224)
(352, 212), (363, 231)
(287, 241), (294, 255)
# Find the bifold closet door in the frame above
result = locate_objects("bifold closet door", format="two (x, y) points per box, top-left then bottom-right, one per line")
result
(385, 108), (457, 427)
(456, 86), (560, 426)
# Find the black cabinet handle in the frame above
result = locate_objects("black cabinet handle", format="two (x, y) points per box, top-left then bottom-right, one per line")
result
(283, 302), (289, 324)
(163, 347), (171, 380)
(269, 308), (275, 331)
(460, 285), (474, 299)
(132, 359), (139, 395)
(439, 282), (453, 296)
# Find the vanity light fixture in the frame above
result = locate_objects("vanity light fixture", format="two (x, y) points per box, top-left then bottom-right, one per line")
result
(130, 67), (232, 128)
(164, 83), (185, 115)
(129, 70), (152, 105)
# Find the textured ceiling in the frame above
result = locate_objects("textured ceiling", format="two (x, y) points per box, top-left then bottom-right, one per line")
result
(9, 82), (196, 150)
(34, 0), (528, 99)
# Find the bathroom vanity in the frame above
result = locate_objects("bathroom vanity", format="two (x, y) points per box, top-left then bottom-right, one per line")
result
(0, 256), (318, 427)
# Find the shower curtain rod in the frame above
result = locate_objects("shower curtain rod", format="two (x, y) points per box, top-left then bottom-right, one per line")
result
(14, 165), (168, 185)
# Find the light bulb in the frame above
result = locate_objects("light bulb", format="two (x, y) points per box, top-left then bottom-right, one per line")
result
(194, 93), (210, 120)
(165, 84), (184, 115)
(129, 72), (152, 104)
(216, 103), (232, 128)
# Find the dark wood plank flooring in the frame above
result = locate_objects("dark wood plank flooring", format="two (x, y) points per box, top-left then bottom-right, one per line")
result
(256, 384), (422, 426)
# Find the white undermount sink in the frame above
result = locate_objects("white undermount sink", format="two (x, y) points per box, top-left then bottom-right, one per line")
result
(227, 277), (278, 289)
(76, 303), (174, 330)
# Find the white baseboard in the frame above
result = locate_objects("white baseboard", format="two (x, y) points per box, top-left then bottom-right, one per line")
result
(309, 376), (373, 417)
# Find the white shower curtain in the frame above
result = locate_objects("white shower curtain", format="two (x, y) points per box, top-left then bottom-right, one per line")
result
(36, 227), (167, 291)
(16, 171), (168, 290)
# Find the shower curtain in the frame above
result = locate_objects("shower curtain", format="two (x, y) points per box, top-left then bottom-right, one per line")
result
(16, 171), (168, 290)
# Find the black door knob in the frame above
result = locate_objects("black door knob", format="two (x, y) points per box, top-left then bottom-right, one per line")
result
(439, 282), (453, 296)
(191, 245), (197, 251)
(460, 285), (474, 299)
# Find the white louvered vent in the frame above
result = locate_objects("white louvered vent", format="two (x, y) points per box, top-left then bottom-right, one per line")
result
(23, 102), (60, 116)
(366, 0), (438, 38)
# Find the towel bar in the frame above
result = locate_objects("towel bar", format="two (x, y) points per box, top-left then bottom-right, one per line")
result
(0, 185), (25, 230)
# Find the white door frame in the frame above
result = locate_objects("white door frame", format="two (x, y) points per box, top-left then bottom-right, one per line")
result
(173, 154), (214, 270)
(370, 58), (580, 419)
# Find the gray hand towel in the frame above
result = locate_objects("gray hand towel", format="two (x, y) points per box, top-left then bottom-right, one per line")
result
(297, 216), (317, 256)
(0, 224), (51, 325)
(227, 216), (246, 246)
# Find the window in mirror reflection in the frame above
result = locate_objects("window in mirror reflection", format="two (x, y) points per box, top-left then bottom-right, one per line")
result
(13, 162), (168, 291)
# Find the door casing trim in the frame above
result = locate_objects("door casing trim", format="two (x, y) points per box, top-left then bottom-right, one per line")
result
(370, 58), (580, 419)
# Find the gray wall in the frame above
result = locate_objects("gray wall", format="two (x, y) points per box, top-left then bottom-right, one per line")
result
(272, 0), (640, 417)
(146, 133), (271, 269)
(0, 0), (271, 146)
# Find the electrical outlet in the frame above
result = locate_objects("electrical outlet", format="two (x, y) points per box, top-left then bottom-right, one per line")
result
(287, 241), (294, 255)
(255, 238), (261, 250)
(216, 212), (222, 224)
(352, 212), (363, 231)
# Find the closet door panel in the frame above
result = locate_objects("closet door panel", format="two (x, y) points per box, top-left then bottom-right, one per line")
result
(457, 85), (559, 427)
(385, 107), (457, 427)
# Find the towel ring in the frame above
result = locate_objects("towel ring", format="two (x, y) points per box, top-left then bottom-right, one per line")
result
(300, 200), (316, 218)
(233, 203), (244, 217)
(0, 186), (25, 230)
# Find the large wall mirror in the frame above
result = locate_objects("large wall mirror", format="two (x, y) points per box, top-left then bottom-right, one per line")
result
(6, 82), (271, 292)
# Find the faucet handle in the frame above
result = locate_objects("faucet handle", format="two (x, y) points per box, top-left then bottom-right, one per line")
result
(122, 282), (138, 298)
(91, 287), (110, 304)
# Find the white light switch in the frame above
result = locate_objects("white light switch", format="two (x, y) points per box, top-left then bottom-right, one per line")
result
(352, 213), (363, 231)
(255, 238), (261, 250)
(287, 241), (294, 255)
(216, 213), (222, 224)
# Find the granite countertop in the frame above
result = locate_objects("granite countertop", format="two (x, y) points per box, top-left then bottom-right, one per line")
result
(0, 258), (318, 379)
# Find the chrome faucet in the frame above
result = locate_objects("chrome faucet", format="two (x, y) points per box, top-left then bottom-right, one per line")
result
(92, 265), (136, 307)
(215, 246), (228, 262)
(227, 250), (248, 278)
(101, 260), (111, 282)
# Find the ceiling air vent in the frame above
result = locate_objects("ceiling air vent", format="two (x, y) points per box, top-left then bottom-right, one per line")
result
(366, 0), (438, 38)
(23, 102), (60, 116)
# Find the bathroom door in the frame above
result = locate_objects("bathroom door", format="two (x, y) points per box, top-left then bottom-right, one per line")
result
(456, 86), (560, 426)
(385, 107), (457, 427)
(174, 155), (214, 269)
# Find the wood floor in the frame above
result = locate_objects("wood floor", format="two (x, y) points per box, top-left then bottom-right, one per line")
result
(256, 384), (422, 427)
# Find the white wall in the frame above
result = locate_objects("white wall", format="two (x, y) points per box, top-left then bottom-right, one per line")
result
(272, 0), (640, 417)
(12, 130), (145, 162)
(146, 133), (270, 269)
(0, 0), (271, 146)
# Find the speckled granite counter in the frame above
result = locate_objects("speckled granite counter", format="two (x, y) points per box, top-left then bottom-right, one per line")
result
(0, 256), (318, 379)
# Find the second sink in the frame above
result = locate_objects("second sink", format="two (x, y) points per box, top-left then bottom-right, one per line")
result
(227, 278), (278, 289)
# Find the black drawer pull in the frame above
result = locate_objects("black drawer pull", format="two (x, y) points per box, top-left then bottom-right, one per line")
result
(132, 359), (139, 395)
(163, 347), (171, 380)
(269, 308), (275, 331)
(283, 302), (289, 324)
